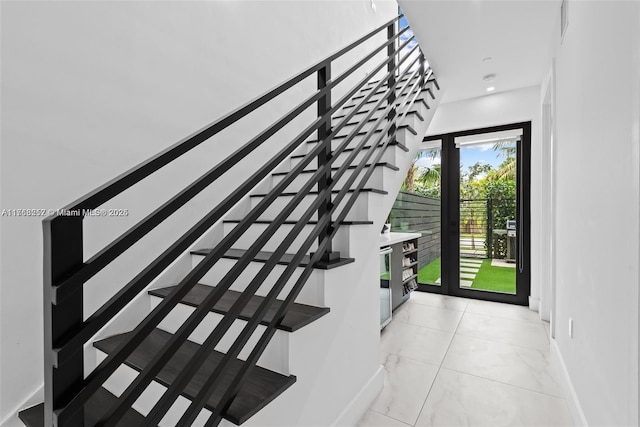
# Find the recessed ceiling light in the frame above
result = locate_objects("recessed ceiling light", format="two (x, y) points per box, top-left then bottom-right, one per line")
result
(486, 86), (495, 92)
(483, 73), (496, 83)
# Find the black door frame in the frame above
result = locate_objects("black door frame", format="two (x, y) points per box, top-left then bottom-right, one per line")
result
(421, 121), (531, 306)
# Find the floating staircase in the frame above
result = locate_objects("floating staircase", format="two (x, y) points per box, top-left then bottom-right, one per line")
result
(19, 14), (441, 427)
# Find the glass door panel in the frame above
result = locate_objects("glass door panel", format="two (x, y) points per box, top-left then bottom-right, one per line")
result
(458, 140), (517, 295)
(405, 142), (441, 290)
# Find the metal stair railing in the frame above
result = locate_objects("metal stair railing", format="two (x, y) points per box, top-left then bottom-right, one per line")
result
(42, 13), (440, 427)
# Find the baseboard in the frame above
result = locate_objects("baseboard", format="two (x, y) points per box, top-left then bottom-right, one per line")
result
(529, 296), (540, 312)
(330, 365), (384, 427)
(550, 339), (588, 426)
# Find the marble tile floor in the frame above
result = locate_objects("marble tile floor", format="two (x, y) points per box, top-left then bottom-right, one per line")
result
(358, 292), (573, 427)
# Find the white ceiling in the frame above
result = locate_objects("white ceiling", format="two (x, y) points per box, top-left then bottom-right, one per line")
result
(398, 0), (561, 104)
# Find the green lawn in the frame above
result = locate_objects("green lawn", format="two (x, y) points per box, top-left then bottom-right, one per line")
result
(417, 257), (515, 294)
(472, 259), (516, 294)
(418, 257), (441, 285)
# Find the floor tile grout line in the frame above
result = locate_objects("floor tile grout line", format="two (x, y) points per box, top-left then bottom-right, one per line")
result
(452, 328), (552, 352)
(437, 365), (567, 400)
(406, 300), (467, 312)
(367, 408), (413, 426)
(393, 318), (459, 334)
(405, 299), (467, 314)
(450, 297), (563, 399)
(410, 306), (466, 426)
(464, 308), (545, 325)
(379, 349), (442, 370)
(371, 295), (568, 427)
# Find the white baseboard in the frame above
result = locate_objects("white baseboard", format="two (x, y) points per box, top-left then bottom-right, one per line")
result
(529, 296), (540, 312)
(331, 365), (384, 427)
(550, 339), (588, 426)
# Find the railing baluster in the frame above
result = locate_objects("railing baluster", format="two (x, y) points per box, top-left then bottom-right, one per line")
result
(316, 61), (339, 262)
(387, 21), (397, 140)
(43, 216), (84, 427)
(419, 52), (426, 89)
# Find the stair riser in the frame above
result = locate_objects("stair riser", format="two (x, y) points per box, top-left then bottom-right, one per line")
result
(96, 350), (234, 427)
(305, 131), (389, 155)
(191, 256), (326, 306)
(355, 85), (418, 99)
(346, 92), (418, 111)
(293, 145), (397, 170)
(270, 165), (387, 194)
(332, 119), (387, 137)
(248, 191), (374, 222)
(340, 99), (415, 116)
(150, 296), (289, 375)
(221, 222), (352, 254)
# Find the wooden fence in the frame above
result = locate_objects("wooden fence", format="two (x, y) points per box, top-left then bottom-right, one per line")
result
(389, 191), (441, 270)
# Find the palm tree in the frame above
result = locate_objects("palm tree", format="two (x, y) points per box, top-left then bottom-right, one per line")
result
(489, 140), (517, 181)
(402, 149), (440, 193)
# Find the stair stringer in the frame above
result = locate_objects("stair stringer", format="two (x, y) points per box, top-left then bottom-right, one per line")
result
(221, 82), (443, 427)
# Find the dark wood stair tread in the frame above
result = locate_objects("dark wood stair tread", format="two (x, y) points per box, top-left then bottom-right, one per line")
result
(192, 248), (355, 270)
(18, 387), (146, 427)
(334, 107), (424, 122)
(306, 128), (383, 143)
(342, 98), (429, 115)
(149, 283), (329, 332)
(306, 123), (415, 144)
(342, 96), (419, 110)
(354, 87), (417, 99)
(290, 141), (406, 160)
(366, 74), (418, 86)
(93, 329), (296, 425)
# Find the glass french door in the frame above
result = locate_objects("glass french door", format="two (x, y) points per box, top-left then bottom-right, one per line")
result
(420, 123), (531, 305)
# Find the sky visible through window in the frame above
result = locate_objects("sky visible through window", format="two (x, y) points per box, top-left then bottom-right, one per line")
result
(398, 10), (419, 71)
(415, 142), (516, 172)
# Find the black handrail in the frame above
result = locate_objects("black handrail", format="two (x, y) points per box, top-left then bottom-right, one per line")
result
(42, 11), (440, 427)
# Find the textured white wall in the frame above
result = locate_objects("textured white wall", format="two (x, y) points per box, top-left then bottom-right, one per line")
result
(0, 0), (397, 422)
(551, 2), (639, 425)
(426, 86), (543, 313)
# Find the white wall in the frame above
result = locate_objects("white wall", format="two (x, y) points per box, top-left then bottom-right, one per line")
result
(0, 0), (397, 422)
(550, 2), (639, 425)
(426, 85), (544, 312)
